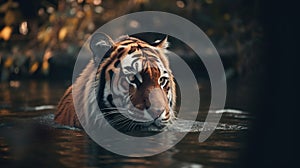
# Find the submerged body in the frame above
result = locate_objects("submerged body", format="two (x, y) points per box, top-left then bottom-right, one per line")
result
(55, 33), (176, 130)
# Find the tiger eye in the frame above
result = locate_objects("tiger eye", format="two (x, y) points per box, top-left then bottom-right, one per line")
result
(128, 75), (135, 82)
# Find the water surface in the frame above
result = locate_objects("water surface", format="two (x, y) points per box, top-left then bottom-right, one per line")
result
(0, 80), (250, 168)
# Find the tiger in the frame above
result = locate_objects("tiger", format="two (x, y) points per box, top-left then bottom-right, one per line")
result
(54, 33), (176, 131)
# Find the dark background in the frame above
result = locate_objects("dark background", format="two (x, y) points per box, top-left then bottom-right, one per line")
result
(243, 1), (297, 167)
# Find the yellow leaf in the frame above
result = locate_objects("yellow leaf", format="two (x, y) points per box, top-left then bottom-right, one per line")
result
(49, 14), (57, 23)
(4, 10), (17, 26)
(0, 26), (13, 41)
(29, 62), (39, 74)
(37, 29), (45, 41)
(58, 27), (68, 41)
(37, 27), (53, 45)
(65, 18), (79, 34)
(42, 61), (49, 75)
(4, 57), (13, 68)
(43, 50), (53, 61)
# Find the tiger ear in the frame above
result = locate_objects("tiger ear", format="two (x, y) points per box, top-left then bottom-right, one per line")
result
(152, 35), (169, 49)
(90, 33), (115, 62)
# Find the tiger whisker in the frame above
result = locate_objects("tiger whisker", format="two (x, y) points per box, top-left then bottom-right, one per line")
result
(111, 116), (129, 126)
(100, 107), (128, 111)
(128, 120), (135, 131)
(115, 119), (131, 130)
(124, 120), (131, 131)
(128, 120), (136, 131)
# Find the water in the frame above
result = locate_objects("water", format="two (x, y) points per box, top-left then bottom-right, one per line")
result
(0, 80), (250, 168)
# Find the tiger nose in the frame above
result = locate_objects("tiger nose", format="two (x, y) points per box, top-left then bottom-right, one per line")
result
(148, 107), (165, 119)
(146, 88), (166, 119)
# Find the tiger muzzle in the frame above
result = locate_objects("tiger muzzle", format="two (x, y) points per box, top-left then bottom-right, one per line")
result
(132, 87), (168, 121)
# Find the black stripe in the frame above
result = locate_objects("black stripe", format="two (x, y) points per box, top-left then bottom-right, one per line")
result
(108, 69), (114, 79)
(114, 60), (120, 68)
(128, 46), (137, 54)
(117, 47), (124, 53)
(107, 94), (115, 107)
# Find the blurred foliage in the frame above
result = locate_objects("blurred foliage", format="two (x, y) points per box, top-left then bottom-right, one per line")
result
(0, 0), (262, 81)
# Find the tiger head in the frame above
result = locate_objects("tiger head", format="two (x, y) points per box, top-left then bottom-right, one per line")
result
(90, 33), (176, 130)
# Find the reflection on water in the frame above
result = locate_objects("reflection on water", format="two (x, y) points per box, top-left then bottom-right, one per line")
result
(0, 80), (250, 168)
(0, 80), (67, 117)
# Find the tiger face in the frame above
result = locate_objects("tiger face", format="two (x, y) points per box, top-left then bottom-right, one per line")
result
(54, 33), (176, 130)
(91, 33), (176, 130)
